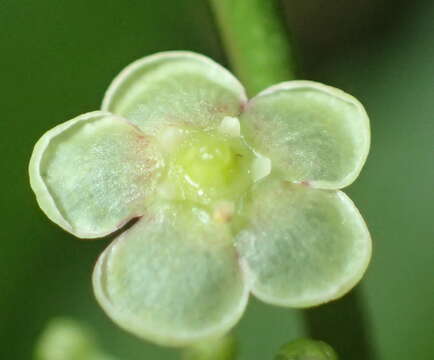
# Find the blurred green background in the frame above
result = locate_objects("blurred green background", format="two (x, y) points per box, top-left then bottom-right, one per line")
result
(1, 0), (433, 359)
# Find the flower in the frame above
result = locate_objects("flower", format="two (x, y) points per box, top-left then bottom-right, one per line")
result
(29, 51), (371, 346)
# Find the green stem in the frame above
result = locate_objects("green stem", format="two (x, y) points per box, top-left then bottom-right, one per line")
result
(209, 1), (376, 359)
(209, 0), (296, 95)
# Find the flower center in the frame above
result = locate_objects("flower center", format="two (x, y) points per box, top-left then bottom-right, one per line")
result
(176, 134), (236, 190)
(158, 117), (271, 222)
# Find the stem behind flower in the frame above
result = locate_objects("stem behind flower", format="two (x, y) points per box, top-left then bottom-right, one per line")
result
(208, 1), (377, 359)
(209, 0), (296, 96)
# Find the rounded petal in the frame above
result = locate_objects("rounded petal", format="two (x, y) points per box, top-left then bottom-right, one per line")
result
(29, 111), (162, 238)
(236, 178), (371, 307)
(102, 51), (247, 134)
(93, 203), (249, 346)
(240, 81), (370, 189)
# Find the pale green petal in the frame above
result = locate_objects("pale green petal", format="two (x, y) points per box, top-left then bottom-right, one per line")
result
(240, 81), (370, 189)
(29, 111), (162, 238)
(102, 51), (247, 134)
(93, 203), (249, 346)
(236, 178), (371, 307)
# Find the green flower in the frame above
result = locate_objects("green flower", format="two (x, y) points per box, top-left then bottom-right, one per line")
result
(29, 51), (371, 346)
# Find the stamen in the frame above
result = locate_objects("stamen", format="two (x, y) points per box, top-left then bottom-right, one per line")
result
(252, 156), (272, 182)
(218, 116), (240, 138)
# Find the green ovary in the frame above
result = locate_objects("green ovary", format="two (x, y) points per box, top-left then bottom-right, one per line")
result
(163, 130), (254, 207)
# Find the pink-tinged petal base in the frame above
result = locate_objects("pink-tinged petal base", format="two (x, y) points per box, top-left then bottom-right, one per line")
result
(29, 111), (163, 238)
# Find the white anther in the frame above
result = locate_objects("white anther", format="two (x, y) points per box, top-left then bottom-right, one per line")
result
(252, 156), (272, 182)
(218, 116), (240, 138)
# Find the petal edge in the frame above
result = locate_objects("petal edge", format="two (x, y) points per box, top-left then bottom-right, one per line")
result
(236, 178), (371, 307)
(102, 51), (247, 134)
(93, 203), (250, 346)
(29, 111), (162, 238)
(241, 80), (370, 189)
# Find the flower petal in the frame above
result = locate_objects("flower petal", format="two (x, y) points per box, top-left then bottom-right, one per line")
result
(102, 51), (247, 134)
(240, 81), (370, 189)
(29, 111), (162, 238)
(236, 178), (371, 307)
(93, 203), (249, 346)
